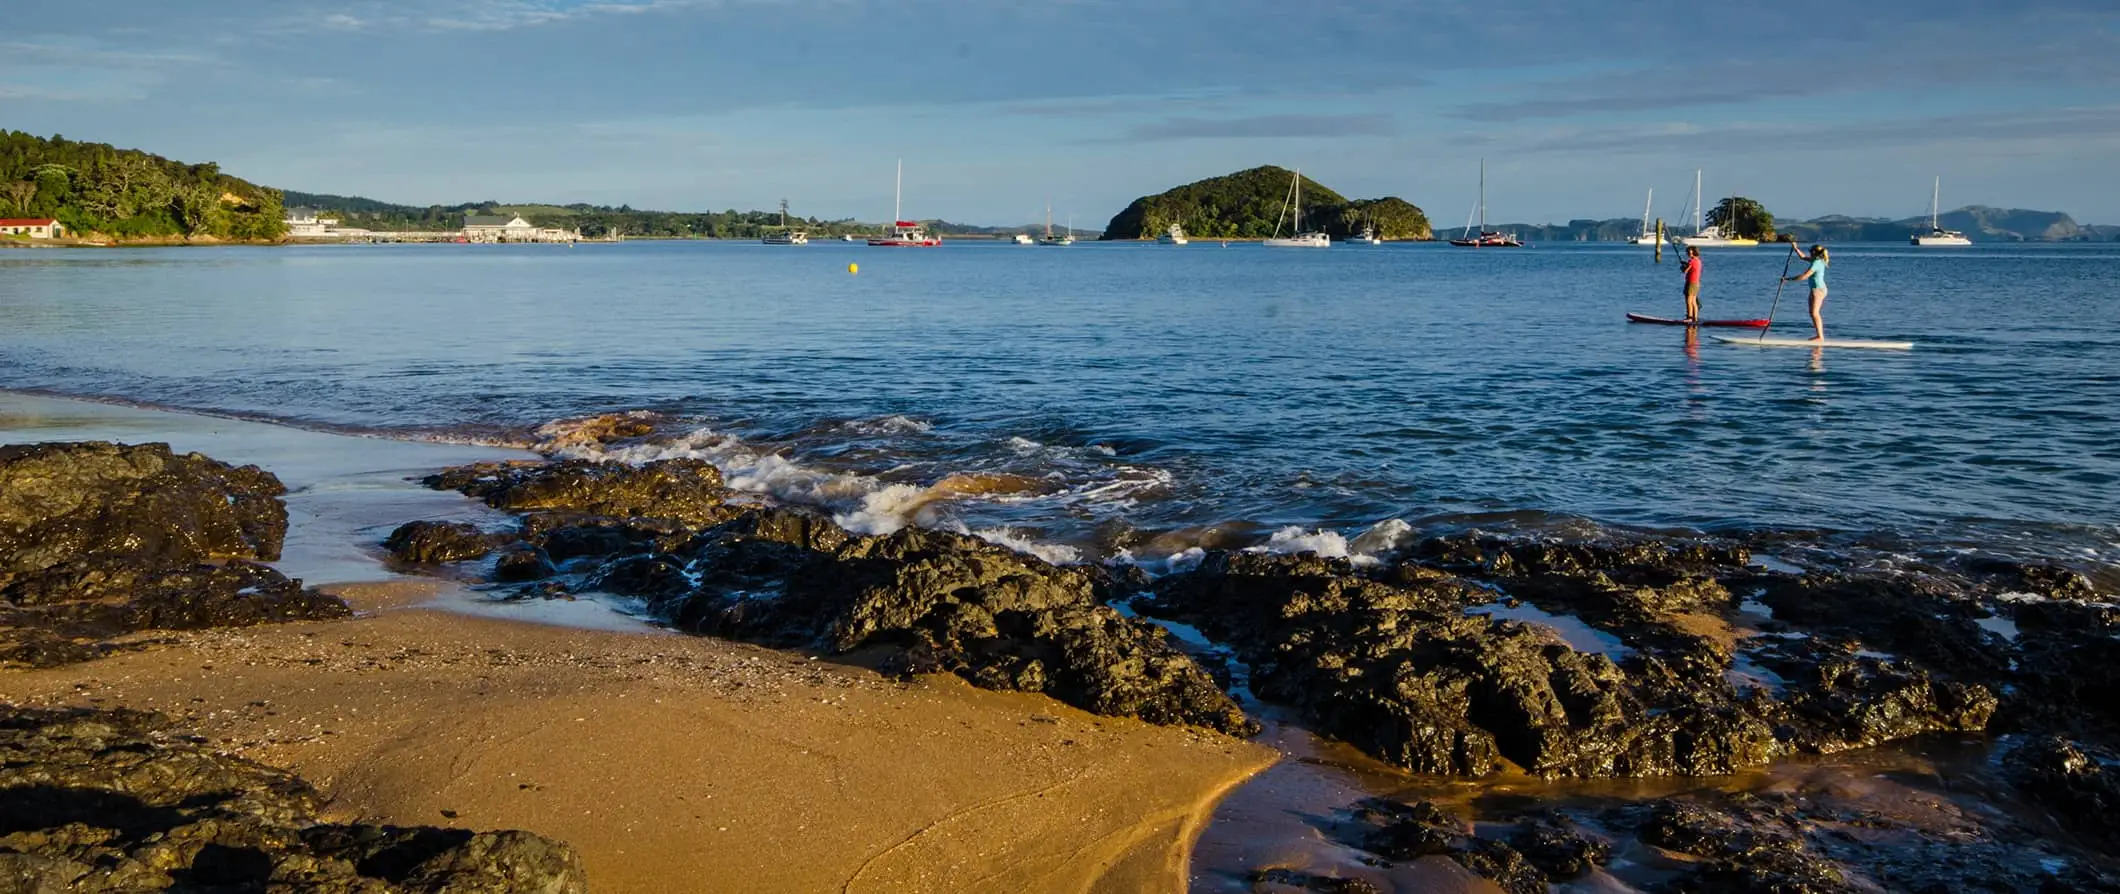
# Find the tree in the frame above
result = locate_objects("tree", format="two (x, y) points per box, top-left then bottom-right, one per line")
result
(1706, 197), (1775, 241)
(2, 180), (34, 214)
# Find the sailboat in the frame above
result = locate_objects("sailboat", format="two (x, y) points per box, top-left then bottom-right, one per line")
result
(761, 198), (809, 245)
(1348, 222), (1381, 245)
(1037, 203), (1074, 246)
(1263, 168), (1330, 248)
(1628, 188), (1659, 245)
(1673, 170), (1758, 247)
(1449, 159), (1523, 247)
(868, 159), (941, 247)
(1911, 177), (1972, 246)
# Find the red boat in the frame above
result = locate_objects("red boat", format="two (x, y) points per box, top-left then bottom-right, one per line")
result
(868, 220), (940, 247)
(1626, 312), (1770, 328)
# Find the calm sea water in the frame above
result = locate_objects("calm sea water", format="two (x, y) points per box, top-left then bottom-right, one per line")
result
(3, 240), (2116, 571)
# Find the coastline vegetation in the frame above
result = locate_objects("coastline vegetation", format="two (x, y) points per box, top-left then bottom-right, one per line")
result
(0, 132), (286, 241)
(1101, 166), (1433, 241)
(1705, 196), (1776, 241)
(284, 192), (1081, 240)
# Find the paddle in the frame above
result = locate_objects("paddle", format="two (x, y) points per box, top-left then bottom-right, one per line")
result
(1759, 243), (1797, 341)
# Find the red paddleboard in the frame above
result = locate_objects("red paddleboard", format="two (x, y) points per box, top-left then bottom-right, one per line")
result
(1626, 313), (1770, 328)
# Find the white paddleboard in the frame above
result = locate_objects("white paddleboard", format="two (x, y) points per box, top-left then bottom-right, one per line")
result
(1711, 334), (1914, 351)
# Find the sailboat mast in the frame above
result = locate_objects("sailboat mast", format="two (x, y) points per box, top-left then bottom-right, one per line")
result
(894, 159), (903, 223)
(1294, 168), (1302, 231)
(1693, 169), (1703, 233)
(1478, 159), (1486, 233)
(1932, 176), (1941, 229)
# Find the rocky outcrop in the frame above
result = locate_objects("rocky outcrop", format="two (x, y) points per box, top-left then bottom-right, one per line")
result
(2006, 736), (2120, 851)
(418, 461), (1256, 736)
(384, 520), (496, 564)
(0, 705), (587, 893)
(0, 442), (349, 668)
(425, 458), (734, 527)
(0, 441), (288, 578)
(1140, 546), (2002, 779)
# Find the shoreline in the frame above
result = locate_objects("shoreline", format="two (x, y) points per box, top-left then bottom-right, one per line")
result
(0, 391), (1276, 893)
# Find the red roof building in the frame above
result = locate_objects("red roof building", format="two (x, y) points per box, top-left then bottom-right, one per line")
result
(0, 218), (66, 239)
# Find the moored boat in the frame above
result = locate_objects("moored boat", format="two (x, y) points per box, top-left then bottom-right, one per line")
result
(1448, 159), (1524, 248)
(868, 160), (942, 247)
(761, 199), (809, 245)
(1911, 176), (1972, 246)
(1263, 167), (1330, 248)
(1157, 223), (1189, 245)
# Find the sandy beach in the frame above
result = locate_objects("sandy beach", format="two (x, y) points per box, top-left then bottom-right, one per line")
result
(0, 393), (1274, 893)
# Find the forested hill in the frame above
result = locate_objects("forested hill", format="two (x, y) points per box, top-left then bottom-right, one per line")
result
(1102, 166), (1432, 240)
(283, 191), (1072, 239)
(0, 132), (285, 240)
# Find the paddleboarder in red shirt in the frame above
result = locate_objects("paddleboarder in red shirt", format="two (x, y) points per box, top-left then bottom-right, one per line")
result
(1680, 246), (1703, 322)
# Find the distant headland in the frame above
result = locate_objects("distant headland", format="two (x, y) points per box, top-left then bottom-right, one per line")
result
(7, 131), (2117, 245)
(1099, 166), (1432, 241)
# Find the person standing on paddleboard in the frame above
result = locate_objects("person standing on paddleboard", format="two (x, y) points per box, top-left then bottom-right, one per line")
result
(1680, 246), (1703, 322)
(1785, 245), (1830, 340)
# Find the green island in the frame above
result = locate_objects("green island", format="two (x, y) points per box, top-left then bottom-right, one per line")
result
(1099, 166), (1432, 241)
(1, 131), (287, 242)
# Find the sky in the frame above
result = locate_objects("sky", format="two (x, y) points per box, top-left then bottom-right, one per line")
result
(5, 0), (2118, 227)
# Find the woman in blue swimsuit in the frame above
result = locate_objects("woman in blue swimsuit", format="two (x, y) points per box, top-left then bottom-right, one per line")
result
(1785, 244), (1830, 340)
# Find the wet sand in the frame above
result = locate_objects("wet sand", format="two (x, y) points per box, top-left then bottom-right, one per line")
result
(1, 392), (1275, 893)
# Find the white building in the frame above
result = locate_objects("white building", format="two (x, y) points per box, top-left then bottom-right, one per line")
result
(283, 207), (341, 237)
(463, 213), (578, 243)
(0, 218), (67, 239)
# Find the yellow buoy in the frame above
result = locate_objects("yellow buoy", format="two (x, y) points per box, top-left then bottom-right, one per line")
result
(848, 263), (858, 275)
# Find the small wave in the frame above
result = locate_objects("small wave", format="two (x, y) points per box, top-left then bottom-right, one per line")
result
(1247, 520), (1417, 567)
(964, 526), (1084, 566)
(837, 414), (934, 436)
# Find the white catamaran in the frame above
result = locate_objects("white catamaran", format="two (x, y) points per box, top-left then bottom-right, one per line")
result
(1263, 168), (1330, 248)
(867, 159), (941, 247)
(1911, 176), (1972, 246)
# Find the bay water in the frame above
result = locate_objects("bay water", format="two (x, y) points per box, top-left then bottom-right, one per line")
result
(3, 240), (2115, 575)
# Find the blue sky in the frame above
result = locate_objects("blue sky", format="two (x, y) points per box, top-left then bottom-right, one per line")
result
(5, 0), (2118, 226)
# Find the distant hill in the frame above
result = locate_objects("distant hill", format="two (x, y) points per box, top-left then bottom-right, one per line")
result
(1474, 206), (2119, 244)
(1, 131), (285, 240)
(1780, 206), (2100, 243)
(1102, 166), (1431, 241)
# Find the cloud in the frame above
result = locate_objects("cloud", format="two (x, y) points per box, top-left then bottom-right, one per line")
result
(1114, 114), (1395, 143)
(1491, 105), (2120, 158)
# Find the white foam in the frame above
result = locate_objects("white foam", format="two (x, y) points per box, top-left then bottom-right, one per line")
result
(1250, 523), (1411, 567)
(1349, 519), (1415, 557)
(966, 526), (1084, 566)
(840, 414), (933, 435)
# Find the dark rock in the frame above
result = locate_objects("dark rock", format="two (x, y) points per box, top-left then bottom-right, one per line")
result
(1641, 796), (1856, 893)
(492, 546), (556, 583)
(0, 705), (587, 893)
(1144, 550), (1776, 778)
(0, 441), (288, 581)
(668, 520), (1256, 735)
(1507, 812), (1611, 880)
(1247, 867), (1383, 893)
(384, 520), (494, 563)
(1349, 799), (1544, 894)
(0, 443), (348, 669)
(426, 458), (734, 526)
(2006, 735), (2120, 850)
(1961, 556), (2102, 602)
